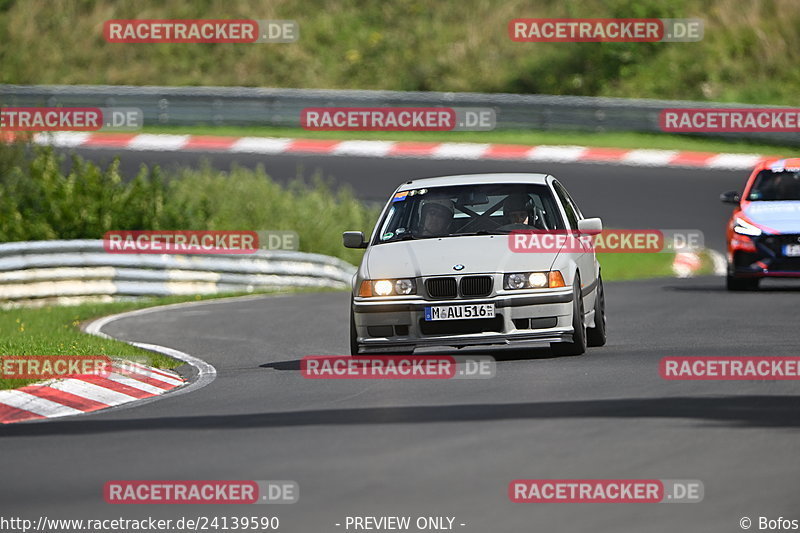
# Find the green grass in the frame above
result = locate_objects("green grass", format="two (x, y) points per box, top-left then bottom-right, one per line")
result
(598, 249), (716, 281)
(142, 124), (797, 156)
(598, 253), (676, 280)
(0, 296), (194, 391)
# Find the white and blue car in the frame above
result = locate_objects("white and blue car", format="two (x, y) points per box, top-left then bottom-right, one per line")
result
(722, 158), (800, 290)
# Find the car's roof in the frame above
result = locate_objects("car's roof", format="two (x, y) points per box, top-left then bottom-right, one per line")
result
(761, 158), (800, 171)
(397, 173), (551, 191)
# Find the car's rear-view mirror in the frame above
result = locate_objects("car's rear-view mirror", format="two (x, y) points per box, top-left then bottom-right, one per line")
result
(343, 231), (368, 249)
(720, 190), (741, 204)
(577, 217), (603, 235)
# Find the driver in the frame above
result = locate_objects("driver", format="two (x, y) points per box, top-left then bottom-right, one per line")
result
(502, 195), (533, 227)
(502, 194), (533, 230)
(418, 199), (454, 237)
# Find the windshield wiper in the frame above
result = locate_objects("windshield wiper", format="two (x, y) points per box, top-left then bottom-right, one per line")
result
(451, 230), (503, 236)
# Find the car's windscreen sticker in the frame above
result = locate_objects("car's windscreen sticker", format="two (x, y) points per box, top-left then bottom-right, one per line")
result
(393, 189), (429, 202)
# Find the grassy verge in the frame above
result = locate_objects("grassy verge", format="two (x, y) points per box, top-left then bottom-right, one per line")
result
(598, 249), (717, 281)
(598, 253), (675, 281)
(141, 125), (796, 156)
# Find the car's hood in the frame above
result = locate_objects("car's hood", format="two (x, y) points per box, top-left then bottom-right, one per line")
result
(364, 235), (560, 278)
(742, 201), (800, 234)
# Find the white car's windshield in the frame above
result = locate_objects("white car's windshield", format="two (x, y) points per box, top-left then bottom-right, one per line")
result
(374, 183), (564, 244)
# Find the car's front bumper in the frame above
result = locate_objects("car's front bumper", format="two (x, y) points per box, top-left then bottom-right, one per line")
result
(353, 288), (574, 352)
(729, 233), (800, 278)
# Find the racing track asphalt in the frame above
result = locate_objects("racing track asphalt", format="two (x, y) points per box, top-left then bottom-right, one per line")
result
(3, 147), (800, 532)
(3, 278), (800, 532)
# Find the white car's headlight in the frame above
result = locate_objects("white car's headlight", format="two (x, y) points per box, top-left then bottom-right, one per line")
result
(733, 217), (762, 236)
(373, 280), (393, 296)
(504, 271), (566, 290)
(506, 273), (527, 289)
(359, 278), (417, 297)
(528, 272), (549, 288)
(395, 279), (415, 295)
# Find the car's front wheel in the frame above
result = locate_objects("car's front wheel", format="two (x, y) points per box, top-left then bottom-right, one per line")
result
(551, 277), (587, 356)
(586, 276), (606, 347)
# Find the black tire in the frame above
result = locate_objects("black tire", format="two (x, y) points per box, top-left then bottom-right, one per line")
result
(349, 302), (360, 355)
(551, 277), (587, 356)
(586, 276), (606, 347)
(726, 274), (759, 291)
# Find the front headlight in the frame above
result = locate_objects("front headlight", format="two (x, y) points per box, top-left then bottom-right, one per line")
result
(506, 273), (527, 289)
(374, 280), (393, 296)
(395, 279), (415, 295)
(733, 217), (762, 236)
(528, 272), (548, 288)
(504, 271), (565, 290)
(358, 278), (417, 297)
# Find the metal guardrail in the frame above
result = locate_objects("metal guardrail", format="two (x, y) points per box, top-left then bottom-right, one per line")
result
(0, 240), (356, 306)
(1, 84), (798, 146)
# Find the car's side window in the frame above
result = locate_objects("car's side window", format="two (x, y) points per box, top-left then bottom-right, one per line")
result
(564, 189), (584, 220)
(377, 205), (398, 240)
(555, 181), (584, 220)
(553, 181), (579, 229)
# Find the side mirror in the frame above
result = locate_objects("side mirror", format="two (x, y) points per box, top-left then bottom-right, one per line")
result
(343, 231), (368, 249)
(577, 217), (602, 235)
(720, 191), (741, 204)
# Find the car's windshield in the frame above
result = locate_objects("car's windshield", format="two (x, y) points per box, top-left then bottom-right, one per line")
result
(373, 183), (564, 244)
(747, 169), (800, 201)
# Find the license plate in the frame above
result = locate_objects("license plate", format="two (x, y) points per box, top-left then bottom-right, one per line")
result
(784, 244), (800, 256)
(424, 304), (495, 321)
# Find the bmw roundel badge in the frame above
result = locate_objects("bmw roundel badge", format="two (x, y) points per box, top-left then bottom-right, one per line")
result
(453, 264), (465, 271)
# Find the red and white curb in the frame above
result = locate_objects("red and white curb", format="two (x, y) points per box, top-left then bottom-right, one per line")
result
(671, 249), (727, 278)
(0, 361), (184, 424)
(21, 132), (781, 170)
(0, 300), (220, 424)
